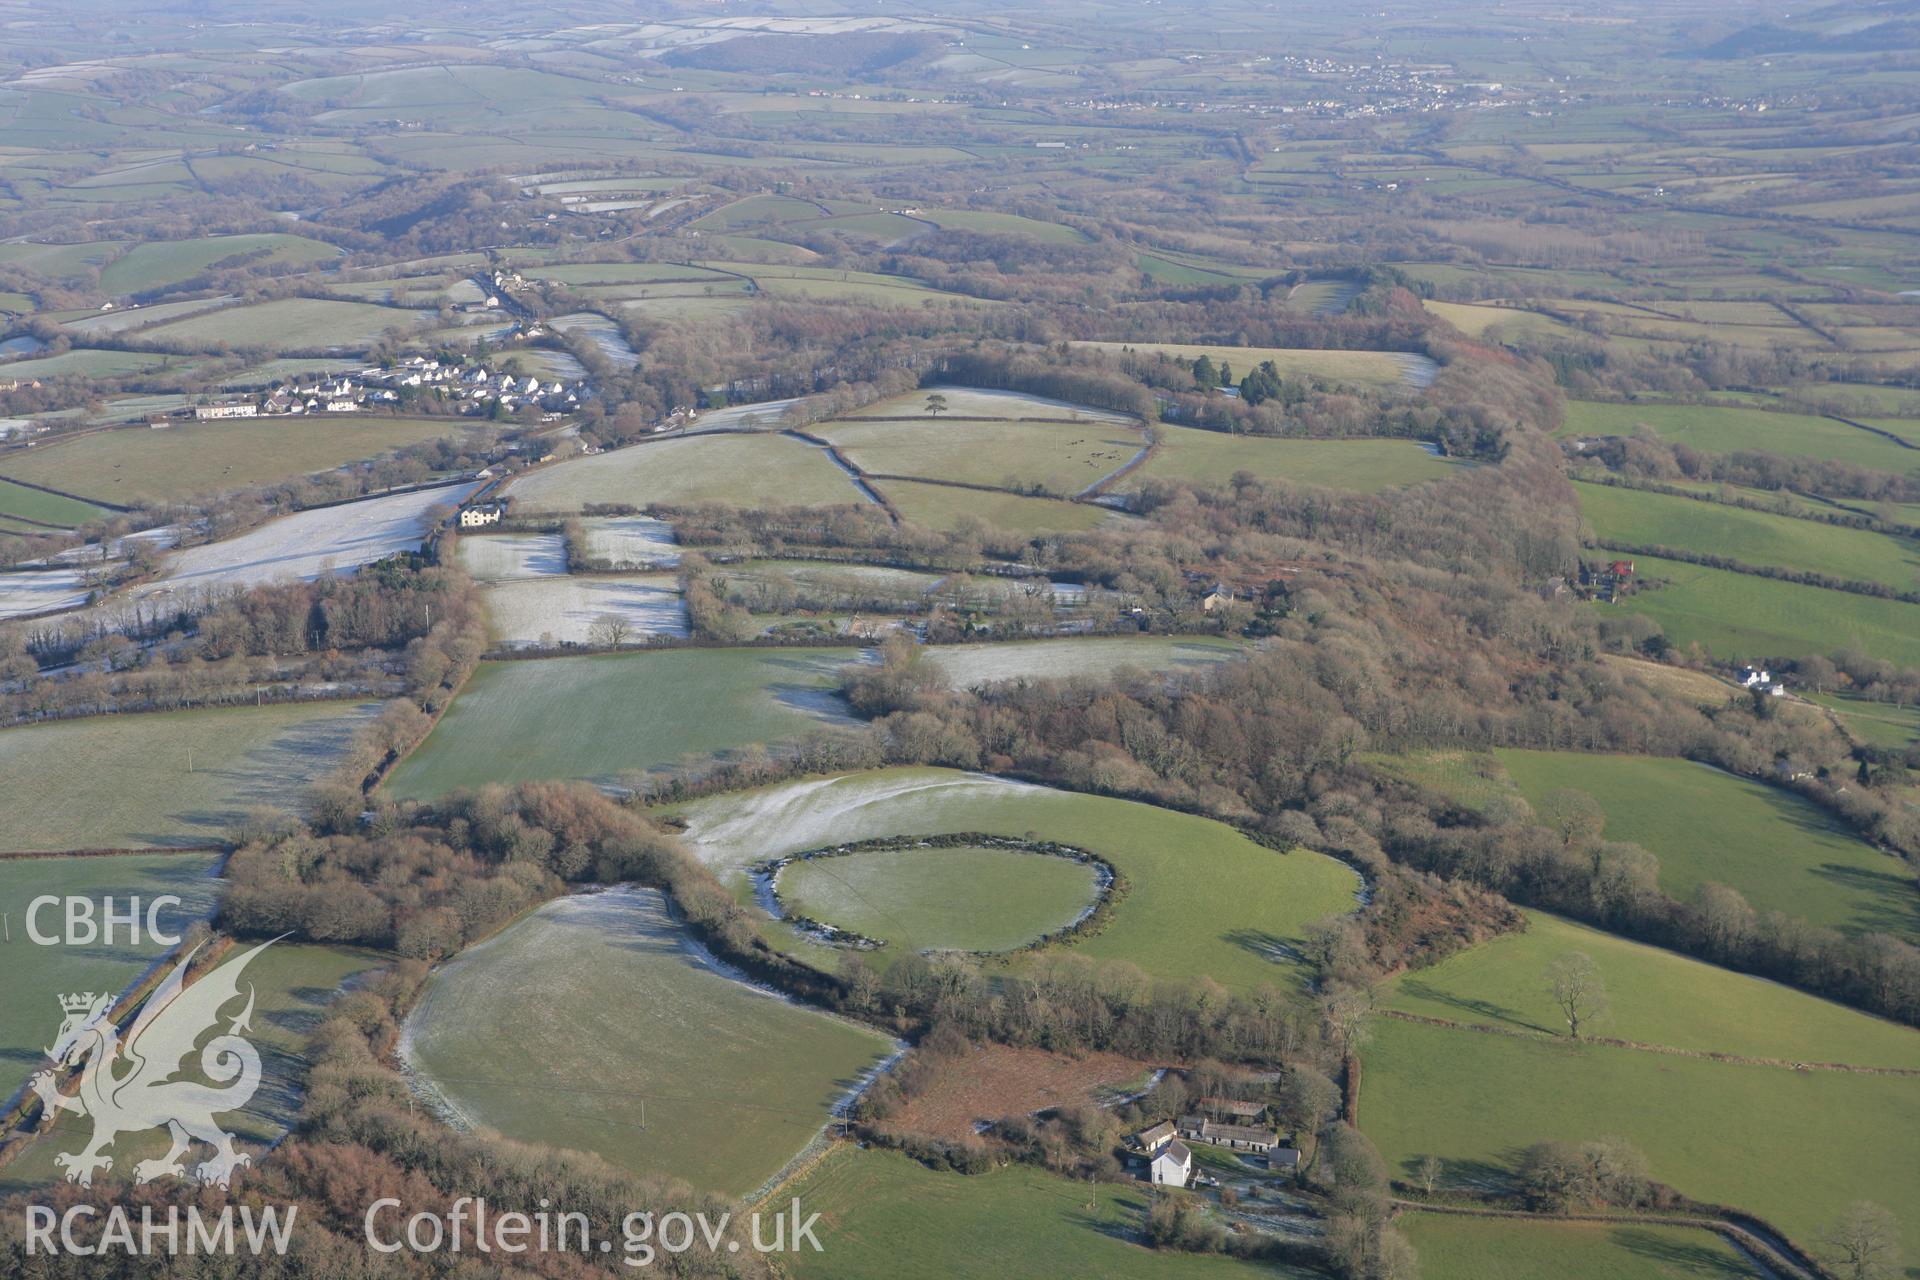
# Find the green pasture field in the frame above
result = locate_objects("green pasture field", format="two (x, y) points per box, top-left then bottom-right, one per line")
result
(503, 432), (868, 513)
(387, 637), (1246, 800)
(877, 479), (1113, 535)
(1574, 482), (1920, 589)
(1611, 553), (1920, 668)
(1807, 694), (1920, 749)
(0, 239), (127, 280)
(573, 279), (752, 304)
(1384, 909), (1920, 1067)
(402, 887), (893, 1199)
(787, 1145), (1299, 1280)
(0, 852), (221, 1100)
(0, 702), (380, 852)
(1136, 252), (1259, 287)
(129, 297), (427, 351)
(752, 274), (977, 307)
(688, 194), (834, 232)
(0, 476), (111, 526)
(0, 941), (380, 1193)
(0, 416), (489, 504)
(1131, 428), (1466, 494)
(1422, 300), (1587, 343)
(814, 416), (1147, 495)
(1070, 341), (1427, 390)
(675, 768), (1362, 991)
(1495, 750), (1917, 940)
(1359, 1016), (1920, 1263)
(1399, 1214), (1759, 1280)
(1562, 401), (1920, 476)
(98, 234), (339, 296)
(0, 349), (175, 380)
(382, 647), (863, 800)
(1860, 418), (1920, 447)
(526, 262), (736, 286)
(916, 207), (1088, 244)
(777, 845), (1101, 954)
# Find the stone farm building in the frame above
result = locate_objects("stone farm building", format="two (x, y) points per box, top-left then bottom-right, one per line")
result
(1178, 1116), (1283, 1152)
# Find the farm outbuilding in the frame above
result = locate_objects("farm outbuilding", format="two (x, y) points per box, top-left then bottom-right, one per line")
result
(1178, 1116), (1283, 1152)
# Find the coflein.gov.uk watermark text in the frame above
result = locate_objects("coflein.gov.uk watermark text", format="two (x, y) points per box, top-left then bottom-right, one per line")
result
(25, 1198), (823, 1267)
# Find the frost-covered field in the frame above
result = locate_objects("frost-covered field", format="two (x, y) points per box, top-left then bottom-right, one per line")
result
(49, 524), (182, 565)
(691, 397), (802, 431)
(0, 568), (90, 619)
(841, 386), (1136, 423)
(138, 484), (474, 597)
(400, 886), (894, 1198)
(582, 515), (679, 567)
(548, 311), (638, 368)
(922, 636), (1244, 687)
(482, 572), (687, 647)
(456, 532), (566, 582)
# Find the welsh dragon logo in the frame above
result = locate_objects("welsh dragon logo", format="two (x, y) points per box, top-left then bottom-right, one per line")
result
(31, 939), (274, 1189)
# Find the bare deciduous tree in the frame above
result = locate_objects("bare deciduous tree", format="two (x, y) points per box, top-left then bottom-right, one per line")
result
(1826, 1202), (1904, 1280)
(589, 613), (631, 647)
(1546, 951), (1608, 1039)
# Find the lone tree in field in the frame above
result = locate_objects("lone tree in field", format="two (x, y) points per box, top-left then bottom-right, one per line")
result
(1416, 1154), (1443, 1196)
(924, 392), (948, 417)
(1546, 952), (1608, 1039)
(1825, 1202), (1904, 1280)
(589, 613), (631, 647)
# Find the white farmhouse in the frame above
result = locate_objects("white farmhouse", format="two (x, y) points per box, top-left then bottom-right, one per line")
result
(1148, 1140), (1193, 1188)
